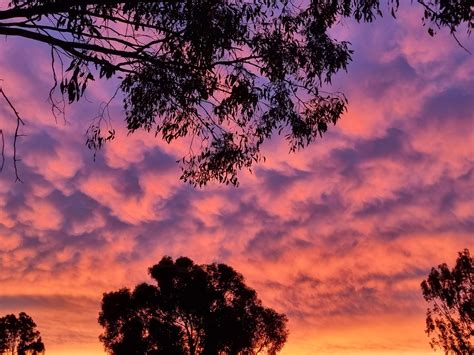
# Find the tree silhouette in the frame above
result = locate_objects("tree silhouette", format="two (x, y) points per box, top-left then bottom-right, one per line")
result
(420, 249), (473, 354)
(0, 1), (472, 185)
(0, 312), (45, 355)
(99, 256), (288, 354)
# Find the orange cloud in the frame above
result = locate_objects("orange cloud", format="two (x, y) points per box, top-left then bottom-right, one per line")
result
(0, 5), (472, 354)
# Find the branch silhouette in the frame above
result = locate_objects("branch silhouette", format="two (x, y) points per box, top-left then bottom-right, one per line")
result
(0, 0), (471, 185)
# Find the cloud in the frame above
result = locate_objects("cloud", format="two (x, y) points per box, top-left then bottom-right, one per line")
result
(0, 5), (472, 354)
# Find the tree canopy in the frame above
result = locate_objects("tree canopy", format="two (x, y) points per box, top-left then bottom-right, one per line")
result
(0, 312), (45, 355)
(420, 248), (473, 354)
(98, 256), (288, 354)
(0, 0), (472, 185)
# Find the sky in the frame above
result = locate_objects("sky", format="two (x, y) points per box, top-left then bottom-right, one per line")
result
(0, 4), (473, 355)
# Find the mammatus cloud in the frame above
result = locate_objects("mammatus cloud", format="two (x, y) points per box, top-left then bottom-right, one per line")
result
(0, 5), (472, 354)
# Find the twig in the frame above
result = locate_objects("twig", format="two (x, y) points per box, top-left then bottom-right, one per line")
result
(451, 32), (472, 55)
(49, 45), (66, 122)
(0, 87), (25, 182)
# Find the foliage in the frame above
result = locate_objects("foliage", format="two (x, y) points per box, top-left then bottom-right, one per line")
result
(0, 1), (472, 185)
(420, 249), (473, 353)
(99, 256), (288, 354)
(0, 312), (45, 355)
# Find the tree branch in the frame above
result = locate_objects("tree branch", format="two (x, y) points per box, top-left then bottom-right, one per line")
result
(0, 0), (166, 21)
(0, 87), (25, 182)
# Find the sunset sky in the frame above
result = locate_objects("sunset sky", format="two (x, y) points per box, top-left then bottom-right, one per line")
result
(0, 4), (473, 354)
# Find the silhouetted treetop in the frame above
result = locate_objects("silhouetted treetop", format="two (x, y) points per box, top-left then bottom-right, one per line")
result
(0, 1), (472, 185)
(99, 256), (288, 354)
(421, 248), (473, 354)
(0, 312), (45, 355)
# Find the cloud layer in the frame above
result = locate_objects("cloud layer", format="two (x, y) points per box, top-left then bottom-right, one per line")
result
(0, 5), (473, 354)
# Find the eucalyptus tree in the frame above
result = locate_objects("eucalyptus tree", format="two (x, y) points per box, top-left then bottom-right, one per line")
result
(421, 249), (473, 354)
(99, 256), (288, 354)
(0, 1), (471, 184)
(0, 312), (45, 355)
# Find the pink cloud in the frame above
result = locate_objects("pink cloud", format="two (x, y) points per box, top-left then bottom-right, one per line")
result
(0, 5), (472, 354)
